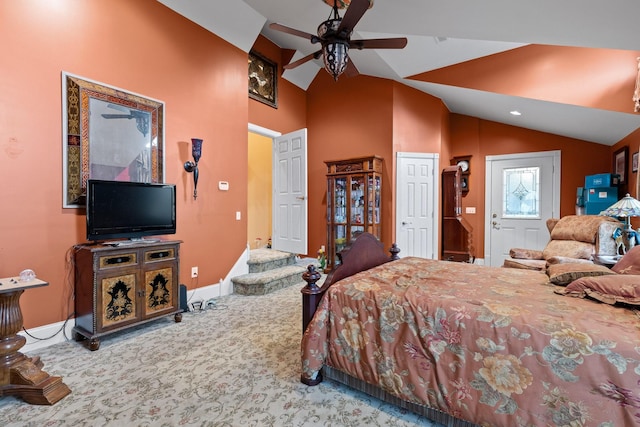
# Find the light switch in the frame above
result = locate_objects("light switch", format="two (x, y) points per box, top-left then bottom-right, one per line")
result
(465, 207), (476, 214)
(218, 181), (229, 191)
(236, 211), (241, 220)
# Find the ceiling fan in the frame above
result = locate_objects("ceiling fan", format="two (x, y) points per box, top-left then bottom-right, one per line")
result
(269, 0), (407, 80)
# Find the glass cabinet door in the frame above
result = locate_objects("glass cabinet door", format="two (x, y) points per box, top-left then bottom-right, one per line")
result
(349, 176), (365, 240)
(334, 177), (347, 224)
(332, 177), (348, 267)
(325, 156), (383, 272)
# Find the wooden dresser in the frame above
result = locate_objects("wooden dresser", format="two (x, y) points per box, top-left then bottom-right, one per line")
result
(73, 240), (182, 350)
(441, 166), (474, 262)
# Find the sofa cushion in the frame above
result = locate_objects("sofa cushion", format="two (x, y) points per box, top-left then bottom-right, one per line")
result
(556, 274), (640, 306)
(547, 262), (615, 285)
(509, 248), (543, 260)
(502, 258), (546, 270)
(612, 245), (640, 275)
(545, 256), (594, 266)
(542, 240), (594, 261)
(550, 215), (620, 244)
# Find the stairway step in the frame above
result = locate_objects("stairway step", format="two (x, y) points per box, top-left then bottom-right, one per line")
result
(232, 265), (306, 296)
(248, 248), (296, 273)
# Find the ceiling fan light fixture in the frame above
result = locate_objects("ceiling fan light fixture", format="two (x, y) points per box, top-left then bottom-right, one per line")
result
(323, 41), (349, 80)
(322, 0), (373, 9)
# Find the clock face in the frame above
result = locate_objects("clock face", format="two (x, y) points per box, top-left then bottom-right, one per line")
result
(457, 160), (469, 172)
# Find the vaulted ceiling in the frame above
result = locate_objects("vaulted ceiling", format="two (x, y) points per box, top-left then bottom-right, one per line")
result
(157, 0), (640, 146)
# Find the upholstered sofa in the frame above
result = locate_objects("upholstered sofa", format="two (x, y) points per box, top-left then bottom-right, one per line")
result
(503, 215), (622, 270)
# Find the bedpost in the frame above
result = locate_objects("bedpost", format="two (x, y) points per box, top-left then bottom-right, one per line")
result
(389, 243), (400, 260)
(301, 264), (323, 333)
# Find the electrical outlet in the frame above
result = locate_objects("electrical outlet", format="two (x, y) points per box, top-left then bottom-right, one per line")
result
(191, 266), (198, 278)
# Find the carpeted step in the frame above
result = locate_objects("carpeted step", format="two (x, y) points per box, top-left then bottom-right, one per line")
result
(247, 248), (296, 273)
(232, 265), (307, 296)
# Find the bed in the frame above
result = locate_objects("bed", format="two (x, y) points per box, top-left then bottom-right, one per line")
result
(300, 232), (640, 427)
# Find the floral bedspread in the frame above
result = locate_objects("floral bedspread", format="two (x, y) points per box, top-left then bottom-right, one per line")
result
(301, 257), (640, 426)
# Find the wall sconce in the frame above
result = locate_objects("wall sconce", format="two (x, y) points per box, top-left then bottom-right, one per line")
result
(184, 138), (203, 199)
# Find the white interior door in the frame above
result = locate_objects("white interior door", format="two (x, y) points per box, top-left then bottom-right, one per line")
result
(272, 129), (308, 254)
(396, 152), (439, 259)
(484, 151), (560, 267)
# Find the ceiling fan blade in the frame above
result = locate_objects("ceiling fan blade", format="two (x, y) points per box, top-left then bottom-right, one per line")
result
(344, 59), (359, 78)
(269, 23), (320, 43)
(350, 37), (408, 50)
(337, 0), (369, 35)
(283, 50), (322, 70)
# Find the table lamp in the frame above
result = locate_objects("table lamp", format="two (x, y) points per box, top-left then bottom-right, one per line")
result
(600, 193), (640, 251)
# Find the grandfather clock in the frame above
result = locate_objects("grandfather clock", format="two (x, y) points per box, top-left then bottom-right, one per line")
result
(441, 165), (474, 262)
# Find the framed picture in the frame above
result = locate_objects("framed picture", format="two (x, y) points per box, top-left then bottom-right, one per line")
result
(62, 72), (165, 208)
(248, 50), (278, 108)
(613, 146), (628, 184)
(633, 152), (639, 173)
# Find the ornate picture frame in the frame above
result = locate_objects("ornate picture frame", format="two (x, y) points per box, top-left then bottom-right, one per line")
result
(248, 50), (278, 109)
(613, 146), (628, 185)
(62, 72), (165, 208)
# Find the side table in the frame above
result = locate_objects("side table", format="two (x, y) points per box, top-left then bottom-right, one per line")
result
(0, 277), (71, 404)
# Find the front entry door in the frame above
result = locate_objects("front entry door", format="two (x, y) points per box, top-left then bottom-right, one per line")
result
(272, 129), (308, 255)
(485, 151), (560, 267)
(395, 152), (439, 259)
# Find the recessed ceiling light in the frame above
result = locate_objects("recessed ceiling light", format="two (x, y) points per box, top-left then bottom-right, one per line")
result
(510, 110), (522, 116)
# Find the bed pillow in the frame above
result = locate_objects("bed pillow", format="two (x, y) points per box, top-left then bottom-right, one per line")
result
(612, 245), (640, 275)
(547, 262), (615, 285)
(557, 274), (640, 305)
(542, 240), (594, 261)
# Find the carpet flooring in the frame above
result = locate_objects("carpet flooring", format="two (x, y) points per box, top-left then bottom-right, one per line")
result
(0, 282), (443, 427)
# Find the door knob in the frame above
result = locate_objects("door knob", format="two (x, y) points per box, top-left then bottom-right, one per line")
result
(296, 196), (306, 200)
(402, 221), (412, 226)
(492, 221), (500, 230)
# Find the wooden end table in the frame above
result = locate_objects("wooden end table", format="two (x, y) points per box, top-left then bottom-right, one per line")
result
(0, 277), (71, 404)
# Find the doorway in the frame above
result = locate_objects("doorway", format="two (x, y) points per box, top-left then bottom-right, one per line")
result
(484, 150), (561, 267)
(248, 131), (274, 250)
(395, 152), (440, 259)
(247, 124), (308, 255)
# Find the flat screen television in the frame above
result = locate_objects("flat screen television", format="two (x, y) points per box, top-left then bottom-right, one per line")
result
(86, 179), (176, 242)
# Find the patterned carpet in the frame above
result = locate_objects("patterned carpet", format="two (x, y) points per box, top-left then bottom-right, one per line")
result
(0, 282), (443, 427)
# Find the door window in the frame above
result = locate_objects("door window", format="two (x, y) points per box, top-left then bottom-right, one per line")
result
(502, 167), (540, 218)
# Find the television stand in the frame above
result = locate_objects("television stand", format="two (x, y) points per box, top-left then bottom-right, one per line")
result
(73, 240), (183, 350)
(103, 238), (161, 247)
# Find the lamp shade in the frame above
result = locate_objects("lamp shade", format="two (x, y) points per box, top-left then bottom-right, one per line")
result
(600, 193), (640, 218)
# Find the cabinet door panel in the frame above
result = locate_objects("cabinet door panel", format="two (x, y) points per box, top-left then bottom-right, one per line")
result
(98, 272), (138, 331)
(144, 266), (176, 317)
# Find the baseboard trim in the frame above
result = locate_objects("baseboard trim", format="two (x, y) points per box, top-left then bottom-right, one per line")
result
(21, 247), (250, 353)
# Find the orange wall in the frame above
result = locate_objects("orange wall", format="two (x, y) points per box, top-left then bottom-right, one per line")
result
(248, 36), (308, 134)
(412, 45), (640, 113)
(1, 0), (249, 328)
(3, 0), (636, 331)
(449, 115), (616, 257)
(611, 128), (640, 228)
(391, 83), (450, 246)
(305, 74), (450, 255)
(306, 73), (395, 254)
